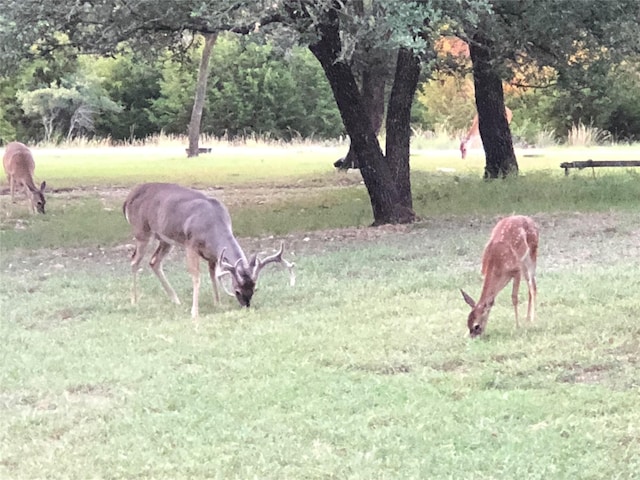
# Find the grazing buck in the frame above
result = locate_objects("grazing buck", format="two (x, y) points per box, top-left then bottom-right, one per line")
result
(460, 215), (538, 337)
(2, 141), (46, 214)
(123, 183), (295, 318)
(460, 107), (513, 159)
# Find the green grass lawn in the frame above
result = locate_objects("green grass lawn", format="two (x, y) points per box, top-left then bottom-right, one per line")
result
(2, 144), (640, 249)
(1, 144), (639, 478)
(24, 143), (640, 189)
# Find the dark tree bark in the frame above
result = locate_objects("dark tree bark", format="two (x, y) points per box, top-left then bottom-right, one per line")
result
(386, 47), (421, 210)
(187, 33), (217, 158)
(334, 0), (385, 170)
(335, 70), (386, 170)
(309, 7), (415, 225)
(469, 33), (518, 178)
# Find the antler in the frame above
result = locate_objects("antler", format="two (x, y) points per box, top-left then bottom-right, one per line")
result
(215, 247), (239, 297)
(251, 242), (296, 286)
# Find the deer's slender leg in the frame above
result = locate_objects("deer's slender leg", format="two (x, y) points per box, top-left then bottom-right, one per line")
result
(186, 248), (201, 318)
(9, 176), (15, 203)
(527, 274), (537, 323)
(511, 274), (521, 329)
(207, 261), (220, 305)
(520, 256), (537, 323)
(26, 187), (35, 214)
(130, 236), (150, 304)
(149, 241), (180, 305)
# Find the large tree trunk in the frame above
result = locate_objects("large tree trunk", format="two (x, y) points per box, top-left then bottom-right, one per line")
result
(187, 33), (217, 158)
(336, 70), (386, 170)
(385, 47), (420, 210)
(309, 8), (415, 225)
(469, 33), (518, 178)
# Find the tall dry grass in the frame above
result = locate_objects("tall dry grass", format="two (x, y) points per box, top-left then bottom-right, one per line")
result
(566, 121), (612, 147)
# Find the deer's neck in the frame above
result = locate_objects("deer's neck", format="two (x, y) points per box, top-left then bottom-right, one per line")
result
(24, 177), (39, 192)
(202, 230), (247, 266)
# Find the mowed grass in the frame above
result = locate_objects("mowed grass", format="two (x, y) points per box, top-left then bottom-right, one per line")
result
(1, 144), (640, 478)
(26, 145), (347, 188)
(1, 144), (640, 249)
(13, 143), (640, 188)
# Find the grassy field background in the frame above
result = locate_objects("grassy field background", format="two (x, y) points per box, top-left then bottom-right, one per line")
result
(1, 144), (639, 478)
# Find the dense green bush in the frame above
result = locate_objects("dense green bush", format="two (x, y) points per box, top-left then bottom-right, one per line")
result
(146, 35), (344, 140)
(148, 52), (199, 136)
(551, 61), (640, 142)
(203, 36), (343, 139)
(92, 53), (163, 141)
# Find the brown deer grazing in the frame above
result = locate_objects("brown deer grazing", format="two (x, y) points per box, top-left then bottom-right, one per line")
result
(123, 183), (295, 318)
(2, 141), (47, 214)
(460, 107), (513, 159)
(460, 215), (539, 337)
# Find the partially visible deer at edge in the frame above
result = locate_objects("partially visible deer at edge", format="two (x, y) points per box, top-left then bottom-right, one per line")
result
(2, 141), (47, 214)
(460, 107), (513, 160)
(123, 182), (295, 318)
(460, 215), (539, 337)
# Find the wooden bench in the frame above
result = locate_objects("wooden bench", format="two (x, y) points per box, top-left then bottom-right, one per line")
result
(560, 159), (640, 176)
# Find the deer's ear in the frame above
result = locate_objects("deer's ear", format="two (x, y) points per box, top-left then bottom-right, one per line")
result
(40, 181), (46, 192)
(460, 289), (476, 308)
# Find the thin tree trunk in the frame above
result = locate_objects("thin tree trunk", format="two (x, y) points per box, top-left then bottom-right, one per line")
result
(385, 47), (421, 210)
(187, 33), (217, 158)
(309, 7), (414, 225)
(469, 33), (518, 178)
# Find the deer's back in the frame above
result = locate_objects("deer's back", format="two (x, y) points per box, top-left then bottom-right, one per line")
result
(3, 142), (35, 177)
(123, 183), (231, 240)
(481, 215), (538, 276)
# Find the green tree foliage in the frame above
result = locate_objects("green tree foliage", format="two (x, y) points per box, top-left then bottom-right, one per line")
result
(2, 0), (639, 147)
(0, 47), (80, 142)
(1, 35), (340, 143)
(415, 76), (476, 132)
(17, 74), (121, 142)
(18, 86), (82, 142)
(547, 60), (640, 141)
(415, 0), (640, 144)
(0, 79), (20, 142)
(90, 54), (163, 141)
(467, 0), (640, 142)
(148, 35), (342, 140)
(148, 53), (199, 136)
(204, 36), (342, 139)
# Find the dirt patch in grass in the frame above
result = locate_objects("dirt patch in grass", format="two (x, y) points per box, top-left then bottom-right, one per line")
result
(556, 363), (616, 385)
(432, 358), (468, 373)
(2, 172), (364, 208)
(350, 362), (413, 375)
(552, 361), (638, 390)
(2, 209), (638, 281)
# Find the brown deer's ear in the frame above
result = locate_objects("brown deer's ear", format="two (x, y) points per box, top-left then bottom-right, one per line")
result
(40, 181), (46, 192)
(460, 289), (476, 308)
